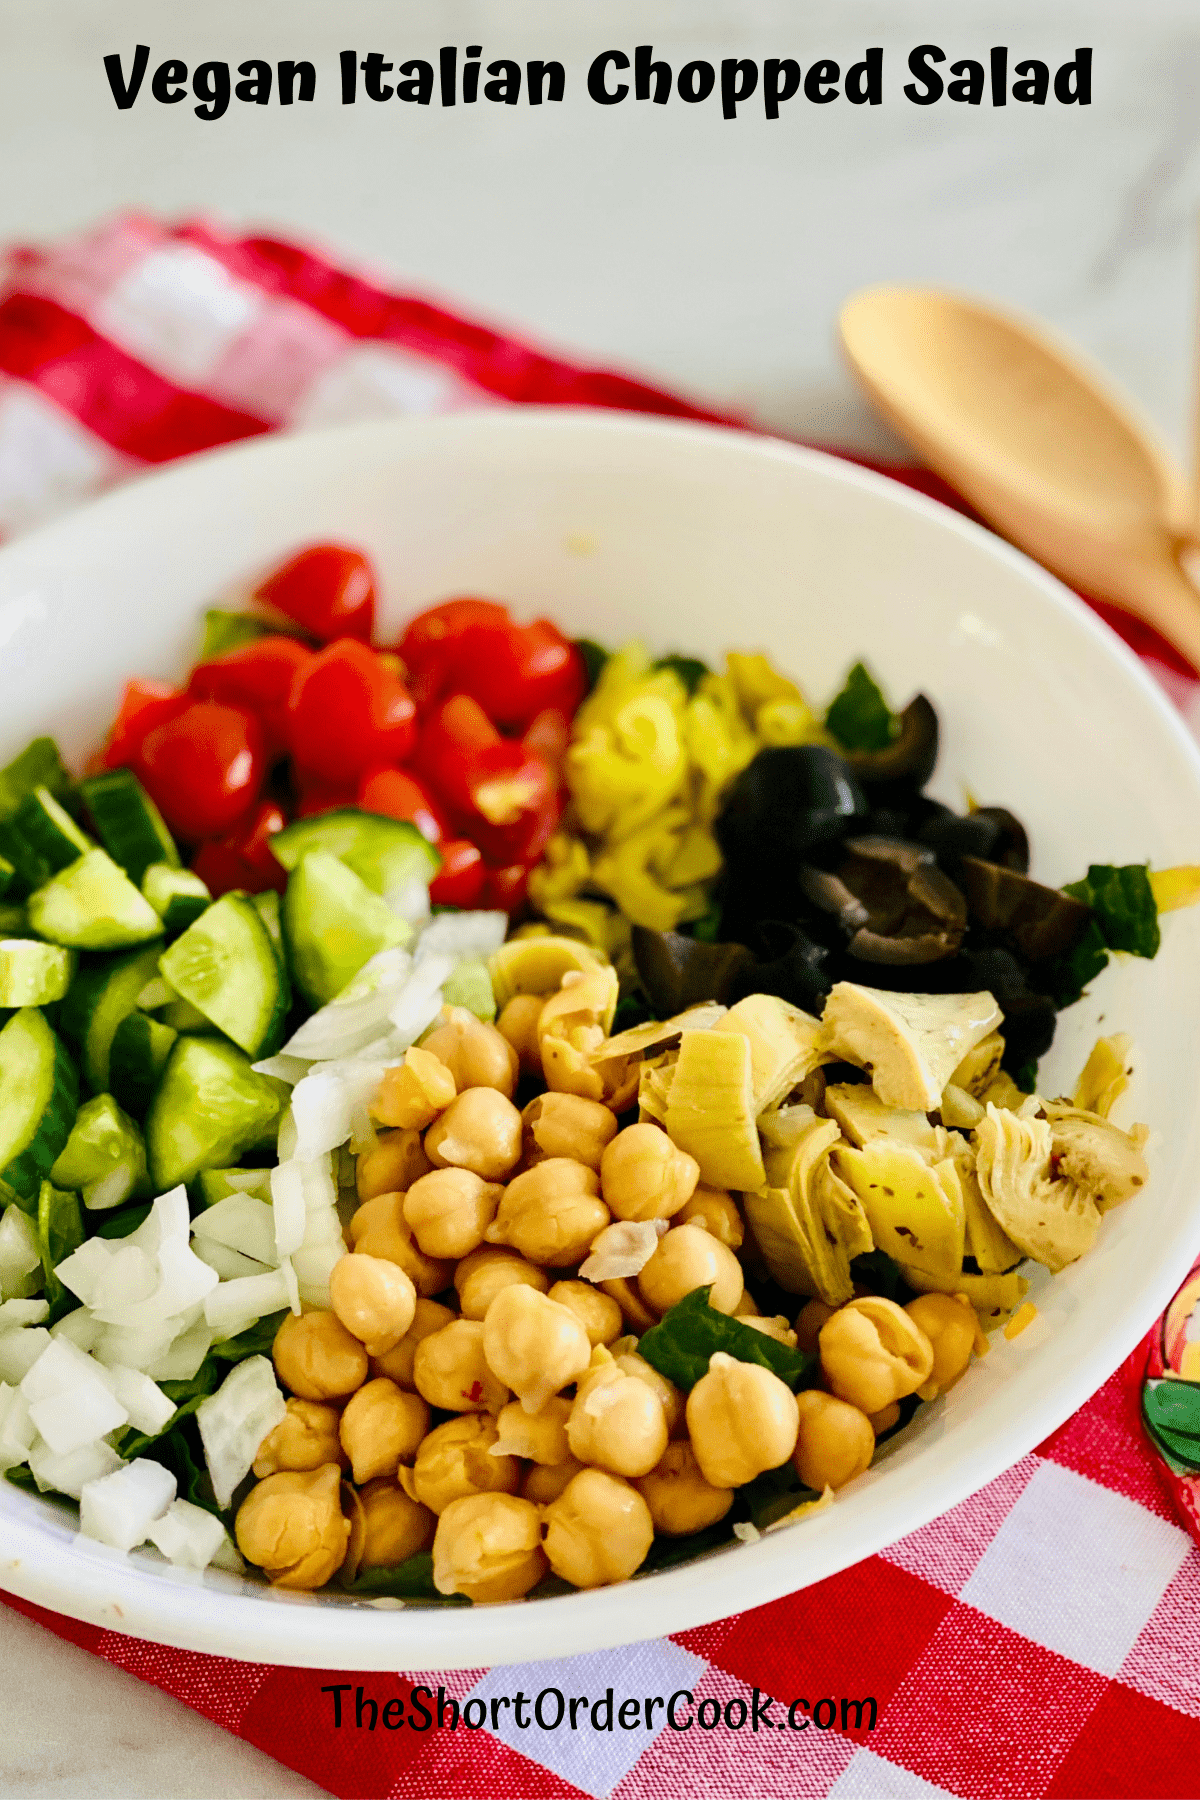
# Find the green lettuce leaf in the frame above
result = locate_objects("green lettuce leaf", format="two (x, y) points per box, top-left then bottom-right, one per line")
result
(825, 662), (895, 753)
(653, 654), (710, 696)
(37, 1180), (83, 1325)
(344, 1551), (469, 1604)
(637, 1287), (816, 1393)
(1063, 864), (1160, 959)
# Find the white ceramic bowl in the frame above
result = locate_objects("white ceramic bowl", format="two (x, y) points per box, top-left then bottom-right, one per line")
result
(1, 409), (1199, 1669)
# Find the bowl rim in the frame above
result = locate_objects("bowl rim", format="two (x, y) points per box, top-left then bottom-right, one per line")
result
(2, 404), (1198, 1670)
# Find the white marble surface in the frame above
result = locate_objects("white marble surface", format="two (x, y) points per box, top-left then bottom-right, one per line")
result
(1, 0), (1199, 1792)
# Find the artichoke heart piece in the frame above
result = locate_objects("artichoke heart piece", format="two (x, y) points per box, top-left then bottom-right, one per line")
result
(1071, 1033), (1133, 1120)
(822, 982), (1003, 1111)
(823, 1083), (941, 1156)
(489, 935), (604, 1012)
(638, 1051), (677, 1126)
(973, 1104), (1100, 1272)
(746, 1115), (861, 1303)
(905, 1263), (1029, 1328)
(949, 1030), (1005, 1097)
(591, 1002), (727, 1067)
(940, 1083), (986, 1130)
(832, 1140), (966, 1281)
(716, 993), (829, 1116)
(946, 1133), (1023, 1272)
(1041, 1104), (1149, 1213)
(665, 1027), (765, 1192)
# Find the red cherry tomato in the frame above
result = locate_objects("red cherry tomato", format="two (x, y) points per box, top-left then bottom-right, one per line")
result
(256, 544), (376, 644)
(286, 640), (416, 786)
(428, 839), (486, 908)
(357, 767), (450, 845)
(522, 707), (572, 778)
(191, 801), (287, 896)
(188, 637), (314, 760)
(480, 861), (531, 914)
(294, 775), (359, 819)
(398, 600), (511, 710)
(413, 694), (559, 863)
(137, 701), (265, 841)
(102, 680), (189, 770)
(398, 599), (585, 729)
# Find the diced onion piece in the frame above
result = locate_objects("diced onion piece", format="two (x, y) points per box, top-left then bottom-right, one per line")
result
(146, 1497), (230, 1570)
(90, 1245), (159, 1316)
(30, 1436), (122, 1498)
(291, 1240), (344, 1308)
(49, 1310), (100, 1353)
(203, 1269), (292, 1337)
(388, 952), (453, 1045)
(416, 911), (507, 961)
(578, 1219), (669, 1282)
(105, 1364), (175, 1436)
(193, 1242), (269, 1282)
(55, 1238), (117, 1308)
(280, 949), (414, 1062)
(193, 1193), (280, 1266)
(196, 1356), (286, 1510)
(251, 1053), (310, 1086)
(385, 877), (430, 927)
(0, 1206), (42, 1299)
(270, 1158), (334, 1259)
(0, 1383), (35, 1470)
(0, 1328), (50, 1385)
(91, 1319), (178, 1373)
(144, 1321), (214, 1383)
(79, 1458), (176, 1552)
(280, 1256), (301, 1316)
(300, 1204), (344, 1251)
(291, 1063), (389, 1162)
(23, 1340), (129, 1454)
(0, 1299), (49, 1330)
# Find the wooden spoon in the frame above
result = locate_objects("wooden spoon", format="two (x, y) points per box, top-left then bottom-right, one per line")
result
(840, 286), (1200, 670)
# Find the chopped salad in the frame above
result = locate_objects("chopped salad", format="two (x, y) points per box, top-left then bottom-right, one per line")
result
(0, 541), (1191, 1603)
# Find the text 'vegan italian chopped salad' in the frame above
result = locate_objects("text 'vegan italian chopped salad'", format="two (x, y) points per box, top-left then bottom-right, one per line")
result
(0, 541), (1193, 1603)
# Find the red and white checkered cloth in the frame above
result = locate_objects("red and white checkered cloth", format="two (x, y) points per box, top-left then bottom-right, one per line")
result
(2, 215), (1199, 1800)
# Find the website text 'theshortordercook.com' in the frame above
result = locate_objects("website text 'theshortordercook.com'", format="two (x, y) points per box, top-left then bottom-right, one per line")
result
(320, 1683), (878, 1735)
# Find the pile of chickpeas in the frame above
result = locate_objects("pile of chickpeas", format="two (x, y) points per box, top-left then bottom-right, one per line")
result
(234, 998), (981, 1601)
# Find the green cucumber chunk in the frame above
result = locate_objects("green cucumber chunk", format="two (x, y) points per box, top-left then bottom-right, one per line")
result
(13, 787), (91, 874)
(199, 610), (308, 660)
(0, 819), (50, 896)
(142, 862), (211, 935)
(146, 1036), (289, 1190)
(442, 958), (497, 1021)
(58, 945), (164, 1093)
(37, 1180), (84, 1322)
(283, 850), (410, 1006)
(195, 1166), (273, 1207)
(159, 892), (289, 1057)
(50, 1093), (150, 1211)
(0, 940), (75, 1007)
(0, 738), (75, 821)
(158, 993), (219, 1034)
(0, 1009), (79, 1209)
(0, 905), (29, 939)
(81, 769), (179, 885)
(108, 1010), (178, 1119)
(250, 888), (284, 962)
(270, 809), (440, 896)
(27, 849), (163, 950)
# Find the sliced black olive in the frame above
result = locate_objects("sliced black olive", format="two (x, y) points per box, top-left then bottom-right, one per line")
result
(833, 836), (967, 965)
(959, 857), (1092, 961)
(729, 923), (833, 1015)
(917, 807), (1030, 878)
(997, 992), (1058, 1070)
(846, 695), (939, 793)
(846, 926), (961, 965)
(959, 945), (1034, 1002)
(632, 927), (755, 1016)
(971, 807), (1029, 874)
(797, 866), (868, 930)
(715, 746), (868, 869)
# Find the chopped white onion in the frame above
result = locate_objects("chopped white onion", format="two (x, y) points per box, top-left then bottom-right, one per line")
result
(276, 1109), (299, 1163)
(416, 911), (507, 961)
(290, 1062), (388, 1162)
(279, 949), (414, 1062)
(105, 1364), (175, 1437)
(49, 1309), (100, 1353)
(146, 1498), (229, 1570)
(300, 1204), (345, 1251)
(193, 1194), (280, 1266)
(0, 1328), (50, 1384)
(250, 1053), (311, 1086)
(79, 1458), (176, 1552)
(280, 1256), (301, 1315)
(203, 1269), (291, 1337)
(55, 1238), (117, 1308)
(578, 1219), (669, 1283)
(0, 1383), (35, 1470)
(269, 1157), (334, 1259)
(84, 1166), (136, 1213)
(89, 1245), (159, 1316)
(0, 1298), (49, 1330)
(91, 1318), (178, 1373)
(0, 1206), (42, 1299)
(30, 1436), (122, 1498)
(290, 1239), (345, 1301)
(23, 1339), (129, 1454)
(196, 1356), (286, 1509)
(385, 876), (431, 927)
(143, 1321), (214, 1383)
(193, 1242), (270, 1283)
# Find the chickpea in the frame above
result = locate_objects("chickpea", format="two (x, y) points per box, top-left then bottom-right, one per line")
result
(819, 1298), (935, 1413)
(869, 1402), (901, 1434)
(905, 1293), (976, 1396)
(599, 1277), (658, 1335)
(399, 1415), (520, 1514)
(482, 1285), (592, 1414)
(638, 1225), (743, 1317)
(634, 1440), (734, 1537)
(734, 1292), (761, 1317)
(254, 1398), (345, 1478)
(548, 1279), (623, 1348)
(348, 1191), (454, 1297)
(676, 1186), (744, 1249)
(543, 1469), (654, 1589)
(523, 1454), (586, 1505)
(356, 1127), (432, 1201)
(372, 1045), (458, 1130)
(522, 1093), (619, 1173)
(686, 1353), (800, 1488)
(742, 1315), (799, 1348)
(371, 1298), (457, 1390)
(568, 1361), (668, 1478)
(794, 1299), (835, 1354)
(497, 995), (545, 1078)
(792, 1390), (875, 1492)
(424, 1087), (523, 1183)
(273, 1311), (369, 1402)
(485, 1159), (610, 1267)
(403, 1168), (504, 1260)
(600, 1123), (699, 1223)
(339, 1379), (430, 1483)
(421, 1006), (519, 1098)
(329, 1253), (416, 1357)
(432, 1493), (547, 1602)
(342, 1480), (367, 1586)
(414, 1319), (509, 1414)
(235, 1463), (350, 1590)
(615, 1351), (685, 1437)
(494, 1395), (572, 1464)
(455, 1246), (550, 1321)
(358, 1477), (436, 1568)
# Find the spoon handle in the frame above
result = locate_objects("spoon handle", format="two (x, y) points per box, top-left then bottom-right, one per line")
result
(1112, 555), (1200, 676)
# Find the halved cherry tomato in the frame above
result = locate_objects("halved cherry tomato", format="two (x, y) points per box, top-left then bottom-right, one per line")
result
(191, 800), (287, 896)
(480, 862), (532, 914)
(256, 544), (376, 644)
(137, 701), (265, 842)
(398, 600), (510, 710)
(286, 640), (416, 785)
(399, 600), (585, 730)
(102, 680), (189, 770)
(428, 839), (486, 909)
(293, 773), (358, 819)
(357, 768), (450, 846)
(188, 637), (314, 761)
(522, 707), (572, 778)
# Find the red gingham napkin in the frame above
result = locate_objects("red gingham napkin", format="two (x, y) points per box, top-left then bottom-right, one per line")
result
(2, 215), (1199, 1800)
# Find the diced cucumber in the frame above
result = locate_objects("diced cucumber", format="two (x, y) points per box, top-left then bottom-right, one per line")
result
(80, 769), (179, 885)
(108, 1011), (178, 1119)
(0, 905), (30, 939)
(251, 889), (284, 963)
(0, 941), (75, 1007)
(145, 1036), (289, 1190)
(196, 1166), (272, 1207)
(270, 809), (440, 896)
(142, 863), (211, 935)
(199, 610), (307, 660)
(283, 850), (410, 1006)
(0, 1009), (79, 1209)
(158, 993), (219, 1034)
(14, 786), (92, 874)
(59, 945), (164, 1093)
(0, 819), (50, 895)
(442, 958), (497, 1022)
(50, 1093), (150, 1211)
(37, 1179), (84, 1321)
(133, 974), (173, 1012)
(27, 849), (164, 950)
(0, 738), (75, 822)
(159, 892), (289, 1057)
